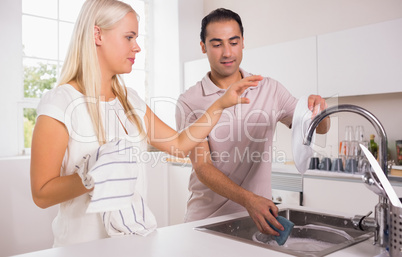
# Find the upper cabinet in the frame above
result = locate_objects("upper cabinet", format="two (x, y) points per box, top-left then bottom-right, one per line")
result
(317, 18), (402, 97)
(183, 37), (318, 98)
(241, 37), (318, 99)
(183, 19), (402, 98)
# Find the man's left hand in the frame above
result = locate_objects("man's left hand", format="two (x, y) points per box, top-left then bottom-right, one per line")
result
(308, 94), (328, 118)
(307, 94), (330, 134)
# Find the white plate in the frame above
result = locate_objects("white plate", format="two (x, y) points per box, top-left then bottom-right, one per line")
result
(360, 144), (402, 207)
(292, 96), (315, 174)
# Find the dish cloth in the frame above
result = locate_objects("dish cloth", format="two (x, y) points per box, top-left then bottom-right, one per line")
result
(101, 192), (157, 237)
(267, 216), (295, 246)
(291, 96), (315, 174)
(75, 138), (157, 236)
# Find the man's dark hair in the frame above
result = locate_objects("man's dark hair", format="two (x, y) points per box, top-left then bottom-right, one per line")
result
(200, 8), (244, 44)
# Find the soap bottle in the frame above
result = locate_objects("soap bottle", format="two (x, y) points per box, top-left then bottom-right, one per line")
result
(368, 134), (378, 159)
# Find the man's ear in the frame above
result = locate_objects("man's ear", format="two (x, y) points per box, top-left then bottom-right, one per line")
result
(94, 26), (102, 46)
(200, 41), (207, 54)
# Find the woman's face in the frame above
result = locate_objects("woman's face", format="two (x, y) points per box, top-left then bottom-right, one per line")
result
(96, 11), (141, 77)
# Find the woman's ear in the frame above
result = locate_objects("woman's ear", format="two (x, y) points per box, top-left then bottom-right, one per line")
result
(94, 26), (102, 46)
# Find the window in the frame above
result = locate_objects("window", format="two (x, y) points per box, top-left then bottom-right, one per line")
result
(21, 0), (150, 153)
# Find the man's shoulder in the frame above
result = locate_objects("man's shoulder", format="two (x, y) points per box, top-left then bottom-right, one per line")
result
(178, 80), (204, 102)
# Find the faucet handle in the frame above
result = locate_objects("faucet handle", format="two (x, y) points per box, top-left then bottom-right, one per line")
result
(364, 210), (373, 217)
(362, 170), (386, 197)
(352, 210), (376, 232)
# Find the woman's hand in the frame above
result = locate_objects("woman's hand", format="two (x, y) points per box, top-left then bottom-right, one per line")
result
(217, 75), (263, 109)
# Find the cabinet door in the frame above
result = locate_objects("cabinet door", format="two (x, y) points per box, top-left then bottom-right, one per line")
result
(303, 177), (378, 215)
(168, 164), (192, 225)
(145, 157), (169, 227)
(318, 18), (402, 97)
(242, 37), (318, 99)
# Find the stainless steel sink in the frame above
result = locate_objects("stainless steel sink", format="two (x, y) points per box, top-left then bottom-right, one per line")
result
(195, 208), (374, 257)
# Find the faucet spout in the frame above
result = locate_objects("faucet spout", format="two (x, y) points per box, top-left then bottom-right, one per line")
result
(304, 104), (387, 174)
(303, 104), (389, 246)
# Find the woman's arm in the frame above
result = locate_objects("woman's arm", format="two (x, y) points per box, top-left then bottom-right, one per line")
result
(30, 115), (91, 208)
(145, 75), (263, 156)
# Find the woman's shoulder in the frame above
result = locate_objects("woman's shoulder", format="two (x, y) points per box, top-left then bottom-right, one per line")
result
(126, 87), (147, 111)
(36, 84), (84, 126)
(38, 84), (83, 114)
(126, 87), (142, 100)
(41, 84), (82, 102)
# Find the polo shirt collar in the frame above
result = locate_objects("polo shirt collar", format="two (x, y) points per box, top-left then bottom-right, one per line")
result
(201, 68), (260, 96)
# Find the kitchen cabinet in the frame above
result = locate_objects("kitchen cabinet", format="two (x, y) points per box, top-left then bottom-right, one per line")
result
(184, 19), (402, 98)
(167, 163), (191, 225)
(145, 155), (192, 227)
(317, 18), (402, 97)
(183, 37), (318, 98)
(0, 157), (57, 257)
(241, 37), (318, 98)
(145, 156), (169, 227)
(303, 175), (402, 215)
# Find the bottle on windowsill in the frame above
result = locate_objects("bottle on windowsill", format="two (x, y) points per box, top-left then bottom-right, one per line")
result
(368, 134), (378, 159)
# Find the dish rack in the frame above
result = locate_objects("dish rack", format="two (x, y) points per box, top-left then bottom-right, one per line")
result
(390, 202), (402, 256)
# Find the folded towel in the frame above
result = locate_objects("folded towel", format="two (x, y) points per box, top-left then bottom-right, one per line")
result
(84, 139), (140, 213)
(102, 193), (157, 237)
(75, 138), (157, 236)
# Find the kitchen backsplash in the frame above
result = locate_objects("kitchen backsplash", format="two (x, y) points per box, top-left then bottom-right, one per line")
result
(273, 92), (402, 164)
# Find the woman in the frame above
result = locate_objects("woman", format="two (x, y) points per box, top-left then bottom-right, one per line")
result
(30, 0), (262, 247)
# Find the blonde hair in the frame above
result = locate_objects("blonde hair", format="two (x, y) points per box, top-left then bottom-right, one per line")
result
(59, 0), (144, 145)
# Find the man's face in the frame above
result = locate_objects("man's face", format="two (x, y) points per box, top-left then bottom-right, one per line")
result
(201, 19), (244, 80)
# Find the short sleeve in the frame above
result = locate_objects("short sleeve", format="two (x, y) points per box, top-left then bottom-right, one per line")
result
(175, 94), (198, 132)
(275, 82), (298, 128)
(36, 85), (89, 136)
(126, 88), (147, 115)
(36, 86), (72, 125)
(126, 88), (148, 134)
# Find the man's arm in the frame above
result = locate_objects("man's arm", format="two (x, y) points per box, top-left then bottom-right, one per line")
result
(189, 141), (283, 235)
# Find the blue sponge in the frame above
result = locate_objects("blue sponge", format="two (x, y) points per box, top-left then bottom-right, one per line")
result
(267, 216), (294, 246)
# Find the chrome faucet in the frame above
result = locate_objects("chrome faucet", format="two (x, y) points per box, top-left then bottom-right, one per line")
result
(303, 104), (389, 246)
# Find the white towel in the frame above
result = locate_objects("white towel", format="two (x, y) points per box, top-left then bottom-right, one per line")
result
(101, 193), (157, 237)
(75, 138), (157, 236)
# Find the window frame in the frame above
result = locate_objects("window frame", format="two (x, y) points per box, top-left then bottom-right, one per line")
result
(18, 0), (151, 155)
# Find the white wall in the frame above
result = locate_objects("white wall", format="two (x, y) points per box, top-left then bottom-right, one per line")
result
(0, 1), (183, 255)
(149, 0), (181, 129)
(178, 0), (205, 92)
(0, 0), (23, 157)
(178, 0), (402, 162)
(203, 0), (402, 49)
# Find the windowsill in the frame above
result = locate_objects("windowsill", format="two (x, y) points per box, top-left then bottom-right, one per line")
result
(0, 155), (30, 161)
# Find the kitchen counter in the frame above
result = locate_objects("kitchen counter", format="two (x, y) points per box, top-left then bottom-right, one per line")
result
(12, 205), (387, 257)
(272, 163), (402, 186)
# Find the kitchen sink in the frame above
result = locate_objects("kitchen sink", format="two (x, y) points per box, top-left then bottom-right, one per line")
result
(195, 208), (374, 257)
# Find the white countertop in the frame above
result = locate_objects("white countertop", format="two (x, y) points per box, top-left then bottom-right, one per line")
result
(272, 163), (362, 179)
(272, 163), (402, 186)
(12, 205), (388, 257)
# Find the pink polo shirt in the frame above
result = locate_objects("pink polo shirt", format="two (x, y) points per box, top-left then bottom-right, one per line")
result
(175, 68), (298, 222)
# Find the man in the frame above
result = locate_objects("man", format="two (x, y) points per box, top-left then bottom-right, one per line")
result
(175, 8), (329, 236)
